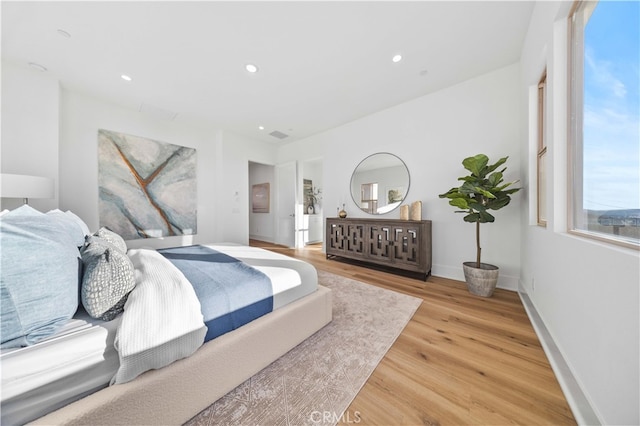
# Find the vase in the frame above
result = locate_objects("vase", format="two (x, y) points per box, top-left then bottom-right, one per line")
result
(338, 203), (347, 218)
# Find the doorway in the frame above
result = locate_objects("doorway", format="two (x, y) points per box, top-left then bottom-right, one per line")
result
(248, 160), (298, 248)
(248, 161), (277, 244)
(300, 158), (323, 249)
(248, 159), (323, 249)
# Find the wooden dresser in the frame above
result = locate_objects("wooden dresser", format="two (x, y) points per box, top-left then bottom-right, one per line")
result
(326, 217), (432, 280)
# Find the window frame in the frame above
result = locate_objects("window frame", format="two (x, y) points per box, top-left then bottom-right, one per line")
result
(567, 0), (639, 250)
(537, 71), (547, 227)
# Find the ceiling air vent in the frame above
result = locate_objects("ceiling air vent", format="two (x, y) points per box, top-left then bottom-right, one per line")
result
(269, 130), (289, 140)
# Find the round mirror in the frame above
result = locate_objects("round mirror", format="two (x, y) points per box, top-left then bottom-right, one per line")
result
(350, 152), (410, 215)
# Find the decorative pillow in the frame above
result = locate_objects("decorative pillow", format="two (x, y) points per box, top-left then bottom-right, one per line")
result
(65, 210), (92, 237)
(1, 205), (80, 348)
(46, 209), (86, 247)
(94, 227), (127, 254)
(80, 236), (135, 321)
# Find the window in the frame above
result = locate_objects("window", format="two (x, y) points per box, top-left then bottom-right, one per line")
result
(569, 0), (640, 248)
(537, 71), (547, 227)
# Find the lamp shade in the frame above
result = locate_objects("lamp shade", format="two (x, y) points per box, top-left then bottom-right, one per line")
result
(1, 174), (54, 199)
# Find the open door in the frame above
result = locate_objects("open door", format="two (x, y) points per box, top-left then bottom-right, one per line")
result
(274, 162), (298, 247)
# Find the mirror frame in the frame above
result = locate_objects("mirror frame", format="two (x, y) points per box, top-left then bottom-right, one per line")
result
(349, 152), (410, 215)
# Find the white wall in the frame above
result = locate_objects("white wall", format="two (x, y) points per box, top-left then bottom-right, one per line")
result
(1, 61), (59, 212)
(279, 64), (523, 290)
(519, 2), (639, 424)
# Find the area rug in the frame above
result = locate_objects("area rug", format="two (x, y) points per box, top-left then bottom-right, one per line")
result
(185, 270), (422, 426)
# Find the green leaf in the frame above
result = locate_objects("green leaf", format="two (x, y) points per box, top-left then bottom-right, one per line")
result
(476, 188), (496, 199)
(447, 192), (469, 199)
(468, 202), (487, 212)
(479, 211), (495, 222)
(449, 198), (469, 209)
(464, 213), (481, 223)
(496, 180), (520, 191)
(462, 154), (488, 177)
(438, 188), (458, 198)
(487, 196), (511, 210)
(485, 156), (508, 174)
(488, 171), (503, 187)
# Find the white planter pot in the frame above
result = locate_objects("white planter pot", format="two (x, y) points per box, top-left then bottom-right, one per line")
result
(462, 262), (499, 297)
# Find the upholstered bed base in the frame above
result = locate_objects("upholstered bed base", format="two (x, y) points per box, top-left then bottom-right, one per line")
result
(31, 285), (332, 425)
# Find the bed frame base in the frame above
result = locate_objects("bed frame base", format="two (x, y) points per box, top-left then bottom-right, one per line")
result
(31, 286), (332, 425)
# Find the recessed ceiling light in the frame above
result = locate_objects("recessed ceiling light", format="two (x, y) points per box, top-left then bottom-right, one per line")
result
(121, 74), (132, 82)
(28, 62), (47, 72)
(57, 29), (71, 38)
(245, 64), (259, 73)
(258, 126), (265, 130)
(392, 54), (403, 63)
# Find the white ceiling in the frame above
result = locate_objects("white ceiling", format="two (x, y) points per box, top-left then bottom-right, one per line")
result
(2, 1), (534, 144)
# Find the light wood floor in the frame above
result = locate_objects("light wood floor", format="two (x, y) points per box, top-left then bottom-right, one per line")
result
(250, 240), (576, 425)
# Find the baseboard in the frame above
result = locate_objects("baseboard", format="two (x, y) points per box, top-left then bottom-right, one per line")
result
(518, 291), (602, 425)
(248, 235), (275, 244)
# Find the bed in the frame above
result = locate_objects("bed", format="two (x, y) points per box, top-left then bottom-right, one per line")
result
(0, 206), (332, 425)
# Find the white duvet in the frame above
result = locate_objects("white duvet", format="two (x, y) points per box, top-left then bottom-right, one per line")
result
(111, 249), (207, 385)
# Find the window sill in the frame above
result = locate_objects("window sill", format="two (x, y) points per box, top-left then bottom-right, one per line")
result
(567, 229), (639, 252)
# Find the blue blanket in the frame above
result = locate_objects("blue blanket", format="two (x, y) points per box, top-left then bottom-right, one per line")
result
(158, 245), (273, 342)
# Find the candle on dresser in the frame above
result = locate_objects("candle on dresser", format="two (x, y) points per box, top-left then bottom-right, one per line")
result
(400, 205), (409, 220)
(410, 201), (422, 220)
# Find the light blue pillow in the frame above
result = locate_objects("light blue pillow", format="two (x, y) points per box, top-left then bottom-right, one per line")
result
(1, 205), (80, 348)
(46, 209), (85, 247)
(65, 210), (91, 237)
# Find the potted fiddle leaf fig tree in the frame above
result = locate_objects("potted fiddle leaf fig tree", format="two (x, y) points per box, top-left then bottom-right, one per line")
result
(439, 154), (521, 297)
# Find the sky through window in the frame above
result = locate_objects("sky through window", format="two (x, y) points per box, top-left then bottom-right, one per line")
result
(583, 0), (640, 211)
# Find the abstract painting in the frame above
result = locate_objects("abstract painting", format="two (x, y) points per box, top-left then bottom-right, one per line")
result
(252, 183), (270, 213)
(98, 129), (197, 240)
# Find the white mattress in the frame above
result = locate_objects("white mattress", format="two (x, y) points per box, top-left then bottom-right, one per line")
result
(0, 310), (121, 425)
(1, 244), (317, 425)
